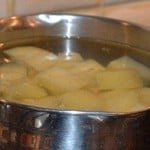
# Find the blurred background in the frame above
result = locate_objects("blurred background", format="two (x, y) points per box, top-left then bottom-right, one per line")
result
(0, 0), (150, 27)
(63, 0), (150, 27)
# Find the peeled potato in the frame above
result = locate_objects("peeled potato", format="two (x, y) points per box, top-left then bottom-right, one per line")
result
(58, 52), (83, 62)
(18, 96), (60, 109)
(71, 59), (105, 73)
(35, 67), (87, 95)
(96, 69), (143, 90)
(99, 90), (140, 112)
(49, 52), (83, 69)
(3, 80), (48, 100)
(24, 54), (58, 71)
(0, 63), (27, 91)
(5, 46), (58, 71)
(53, 60), (81, 69)
(130, 104), (147, 112)
(59, 90), (104, 111)
(4, 46), (51, 58)
(108, 56), (150, 84)
(138, 88), (150, 106)
(71, 59), (105, 86)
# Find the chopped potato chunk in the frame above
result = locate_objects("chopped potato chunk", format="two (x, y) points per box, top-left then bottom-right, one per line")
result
(71, 59), (105, 86)
(0, 63), (27, 91)
(108, 56), (150, 84)
(138, 88), (150, 106)
(5, 46), (52, 58)
(96, 69), (143, 90)
(71, 59), (105, 73)
(3, 80), (48, 100)
(59, 90), (104, 111)
(35, 67), (87, 95)
(58, 52), (83, 62)
(99, 90), (140, 112)
(18, 96), (60, 109)
(5, 46), (58, 71)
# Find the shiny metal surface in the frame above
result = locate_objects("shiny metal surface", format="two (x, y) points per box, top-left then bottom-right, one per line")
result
(0, 14), (149, 150)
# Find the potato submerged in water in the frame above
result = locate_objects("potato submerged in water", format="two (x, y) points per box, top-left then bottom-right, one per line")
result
(5, 46), (58, 71)
(18, 96), (60, 109)
(2, 79), (48, 100)
(99, 90), (145, 112)
(138, 88), (150, 106)
(1, 46), (149, 112)
(59, 90), (104, 111)
(0, 63), (27, 92)
(108, 56), (150, 85)
(35, 67), (87, 95)
(96, 69), (143, 90)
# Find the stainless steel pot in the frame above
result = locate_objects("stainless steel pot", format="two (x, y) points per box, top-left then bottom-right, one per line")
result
(0, 14), (149, 150)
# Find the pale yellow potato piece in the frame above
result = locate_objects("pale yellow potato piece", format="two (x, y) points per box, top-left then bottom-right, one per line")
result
(35, 67), (87, 95)
(3, 80), (48, 100)
(130, 104), (147, 112)
(5, 46), (58, 71)
(50, 52), (83, 69)
(58, 52), (83, 62)
(71, 59), (105, 86)
(59, 90), (104, 111)
(71, 59), (105, 73)
(5, 46), (52, 58)
(108, 56), (150, 84)
(17, 96), (60, 109)
(24, 53), (58, 71)
(99, 90), (140, 112)
(138, 88), (150, 106)
(84, 87), (101, 95)
(53, 60), (81, 69)
(96, 69), (143, 90)
(0, 63), (27, 91)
